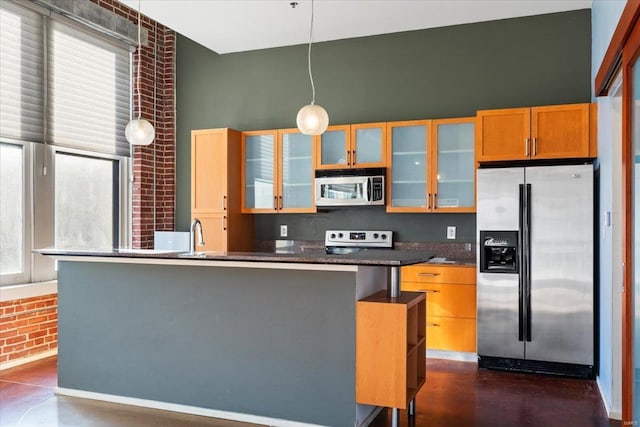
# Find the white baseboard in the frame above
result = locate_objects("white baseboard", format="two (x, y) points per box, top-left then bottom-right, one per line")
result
(427, 350), (477, 362)
(0, 349), (57, 371)
(55, 387), (332, 427)
(596, 376), (622, 420)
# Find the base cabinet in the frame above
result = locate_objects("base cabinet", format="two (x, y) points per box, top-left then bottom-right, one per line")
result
(356, 291), (426, 409)
(401, 264), (477, 353)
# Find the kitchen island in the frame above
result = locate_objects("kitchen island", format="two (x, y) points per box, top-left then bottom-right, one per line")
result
(39, 248), (433, 427)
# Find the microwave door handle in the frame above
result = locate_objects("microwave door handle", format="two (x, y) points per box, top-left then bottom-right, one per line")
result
(366, 178), (372, 203)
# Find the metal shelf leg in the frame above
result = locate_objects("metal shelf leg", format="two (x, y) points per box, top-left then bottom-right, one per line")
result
(391, 408), (400, 427)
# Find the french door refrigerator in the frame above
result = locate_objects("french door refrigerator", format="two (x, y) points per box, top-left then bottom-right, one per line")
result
(476, 164), (595, 378)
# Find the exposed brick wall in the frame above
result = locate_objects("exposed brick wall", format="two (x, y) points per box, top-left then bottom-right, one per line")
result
(91, 0), (177, 248)
(0, 1), (177, 366)
(0, 295), (58, 364)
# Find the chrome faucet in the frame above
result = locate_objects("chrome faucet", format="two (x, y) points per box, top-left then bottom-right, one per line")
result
(189, 218), (205, 254)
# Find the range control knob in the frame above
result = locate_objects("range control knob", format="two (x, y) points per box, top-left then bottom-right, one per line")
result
(381, 234), (387, 240)
(373, 233), (379, 239)
(330, 233), (336, 239)
(338, 233), (344, 238)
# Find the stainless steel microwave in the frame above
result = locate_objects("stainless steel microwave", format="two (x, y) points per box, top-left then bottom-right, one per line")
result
(314, 168), (385, 207)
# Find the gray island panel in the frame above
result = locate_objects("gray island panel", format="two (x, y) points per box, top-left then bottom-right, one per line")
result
(57, 261), (361, 426)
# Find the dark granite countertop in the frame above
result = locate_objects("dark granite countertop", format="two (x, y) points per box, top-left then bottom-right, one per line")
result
(36, 247), (435, 267)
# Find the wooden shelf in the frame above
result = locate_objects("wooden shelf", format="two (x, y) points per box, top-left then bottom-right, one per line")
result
(356, 290), (426, 410)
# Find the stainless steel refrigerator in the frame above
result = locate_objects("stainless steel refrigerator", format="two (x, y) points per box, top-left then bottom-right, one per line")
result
(476, 164), (595, 378)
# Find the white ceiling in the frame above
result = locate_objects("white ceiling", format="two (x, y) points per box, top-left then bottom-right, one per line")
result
(119, 0), (593, 54)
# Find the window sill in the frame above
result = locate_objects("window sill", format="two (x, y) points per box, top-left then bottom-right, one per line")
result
(0, 280), (57, 302)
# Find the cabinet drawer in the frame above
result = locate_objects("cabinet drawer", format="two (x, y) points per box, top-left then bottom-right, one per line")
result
(402, 282), (476, 318)
(426, 316), (476, 353)
(401, 265), (475, 285)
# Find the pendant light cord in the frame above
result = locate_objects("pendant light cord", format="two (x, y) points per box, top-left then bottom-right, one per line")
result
(136, 0), (142, 120)
(307, 0), (316, 105)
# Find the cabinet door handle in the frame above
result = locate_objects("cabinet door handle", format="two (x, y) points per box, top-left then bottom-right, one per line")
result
(428, 323), (440, 327)
(533, 137), (537, 156)
(273, 196), (277, 210)
(419, 289), (440, 293)
(525, 138), (530, 156)
(222, 195), (227, 211)
(223, 216), (227, 231)
(346, 150), (350, 166)
(418, 272), (440, 277)
(433, 193), (438, 209)
(427, 193), (431, 209)
(279, 195), (283, 210)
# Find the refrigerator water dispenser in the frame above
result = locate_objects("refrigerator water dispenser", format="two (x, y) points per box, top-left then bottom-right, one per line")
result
(479, 230), (518, 273)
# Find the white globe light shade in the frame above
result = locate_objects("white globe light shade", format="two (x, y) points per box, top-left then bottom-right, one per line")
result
(125, 119), (155, 146)
(296, 104), (329, 135)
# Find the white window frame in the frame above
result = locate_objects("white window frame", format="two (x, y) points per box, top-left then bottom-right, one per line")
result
(0, 0), (133, 287)
(48, 144), (131, 251)
(0, 139), (32, 286)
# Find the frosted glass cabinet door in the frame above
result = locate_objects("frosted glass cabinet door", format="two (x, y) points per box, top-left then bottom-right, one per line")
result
(244, 133), (275, 210)
(353, 123), (385, 166)
(434, 119), (475, 210)
(320, 127), (348, 167)
(389, 123), (428, 209)
(280, 131), (313, 210)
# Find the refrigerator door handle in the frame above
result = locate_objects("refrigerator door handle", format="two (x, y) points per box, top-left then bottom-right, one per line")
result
(525, 183), (532, 342)
(518, 184), (525, 342)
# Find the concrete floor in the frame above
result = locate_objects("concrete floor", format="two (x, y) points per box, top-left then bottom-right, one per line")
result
(0, 356), (618, 427)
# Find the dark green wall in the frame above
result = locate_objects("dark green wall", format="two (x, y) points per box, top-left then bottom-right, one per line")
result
(175, 10), (591, 240)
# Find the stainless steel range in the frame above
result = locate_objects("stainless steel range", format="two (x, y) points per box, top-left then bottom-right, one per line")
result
(324, 230), (393, 254)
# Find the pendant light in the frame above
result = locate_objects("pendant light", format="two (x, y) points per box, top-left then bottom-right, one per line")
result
(125, 0), (155, 146)
(296, 0), (329, 135)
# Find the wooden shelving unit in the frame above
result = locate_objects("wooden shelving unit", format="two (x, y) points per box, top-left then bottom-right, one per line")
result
(356, 290), (426, 409)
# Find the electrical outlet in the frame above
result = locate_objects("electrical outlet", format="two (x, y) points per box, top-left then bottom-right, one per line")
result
(447, 226), (456, 240)
(465, 243), (472, 252)
(280, 225), (288, 237)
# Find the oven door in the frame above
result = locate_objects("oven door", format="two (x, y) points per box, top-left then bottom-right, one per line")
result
(315, 176), (371, 206)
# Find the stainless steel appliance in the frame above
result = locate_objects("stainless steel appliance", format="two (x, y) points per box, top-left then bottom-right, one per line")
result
(476, 164), (594, 378)
(315, 168), (385, 207)
(325, 229), (392, 254)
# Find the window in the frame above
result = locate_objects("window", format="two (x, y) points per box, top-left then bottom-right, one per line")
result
(54, 152), (118, 250)
(0, 143), (27, 280)
(0, 0), (132, 286)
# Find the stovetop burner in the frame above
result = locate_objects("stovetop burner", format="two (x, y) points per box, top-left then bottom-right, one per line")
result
(324, 230), (393, 254)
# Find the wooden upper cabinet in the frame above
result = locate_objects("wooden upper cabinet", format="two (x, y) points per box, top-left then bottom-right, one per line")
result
(316, 123), (386, 169)
(241, 130), (278, 213)
(242, 129), (317, 214)
(431, 117), (476, 212)
(277, 129), (317, 213)
(476, 108), (530, 162)
(531, 104), (590, 159)
(476, 103), (595, 163)
(386, 118), (475, 213)
(191, 129), (229, 212)
(351, 122), (387, 168)
(386, 120), (430, 212)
